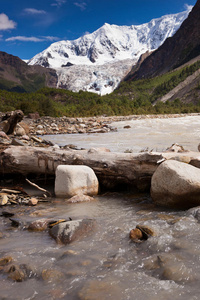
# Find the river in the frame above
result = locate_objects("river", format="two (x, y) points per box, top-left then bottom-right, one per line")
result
(44, 114), (200, 152)
(1, 115), (200, 299)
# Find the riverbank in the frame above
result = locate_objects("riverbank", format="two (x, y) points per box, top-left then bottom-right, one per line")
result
(22, 113), (200, 136)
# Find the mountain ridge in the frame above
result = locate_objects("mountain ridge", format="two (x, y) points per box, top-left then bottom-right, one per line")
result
(127, 0), (200, 80)
(0, 51), (57, 93)
(28, 7), (191, 95)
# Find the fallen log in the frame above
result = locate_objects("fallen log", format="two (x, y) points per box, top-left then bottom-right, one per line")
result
(1, 145), (200, 191)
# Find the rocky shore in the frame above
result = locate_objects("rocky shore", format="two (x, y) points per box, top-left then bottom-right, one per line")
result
(23, 112), (200, 136)
(2, 111), (199, 148)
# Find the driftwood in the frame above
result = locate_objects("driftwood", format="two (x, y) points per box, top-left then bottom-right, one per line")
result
(25, 178), (51, 197)
(1, 145), (200, 191)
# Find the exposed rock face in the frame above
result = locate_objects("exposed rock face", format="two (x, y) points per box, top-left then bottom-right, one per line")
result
(0, 51), (57, 92)
(49, 219), (96, 244)
(130, 0), (200, 80)
(151, 160), (200, 208)
(55, 165), (99, 198)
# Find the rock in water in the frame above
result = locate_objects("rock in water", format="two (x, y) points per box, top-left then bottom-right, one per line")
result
(55, 165), (99, 198)
(66, 194), (95, 203)
(151, 160), (200, 208)
(49, 219), (96, 244)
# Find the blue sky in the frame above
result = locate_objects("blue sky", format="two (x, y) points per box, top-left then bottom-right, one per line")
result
(0, 0), (196, 60)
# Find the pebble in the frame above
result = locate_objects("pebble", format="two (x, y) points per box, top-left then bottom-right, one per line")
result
(0, 194), (8, 205)
(42, 269), (65, 283)
(0, 256), (13, 266)
(28, 197), (38, 206)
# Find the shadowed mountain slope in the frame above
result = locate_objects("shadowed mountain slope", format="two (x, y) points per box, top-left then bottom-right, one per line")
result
(126, 0), (200, 80)
(0, 51), (57, 92)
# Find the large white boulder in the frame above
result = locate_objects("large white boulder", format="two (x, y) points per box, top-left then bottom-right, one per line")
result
(55, 165), (99, 198)
(151, 160), (200, 208)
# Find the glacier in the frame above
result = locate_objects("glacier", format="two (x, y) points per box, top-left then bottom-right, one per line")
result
(28, 7), (192, 95)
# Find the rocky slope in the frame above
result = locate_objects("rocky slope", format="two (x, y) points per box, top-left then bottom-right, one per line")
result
(28, 8), (191, 95)
(0, 51), (57, 93)
(127, 0), (200, 80)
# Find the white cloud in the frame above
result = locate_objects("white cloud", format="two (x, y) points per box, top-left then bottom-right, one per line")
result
(184, 4), (193, 11)
(51, 0), (66, 7)
(0, 13), (17, 30)
(74, 2), (87, 10)
(42, 36), (60, 41)
(6, 36), (43, 42)
(6, 36), (59, 42)
(24, 8), (47, 15)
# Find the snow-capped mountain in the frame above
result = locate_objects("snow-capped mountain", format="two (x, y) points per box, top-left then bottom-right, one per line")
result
(28, 7), (192, 95)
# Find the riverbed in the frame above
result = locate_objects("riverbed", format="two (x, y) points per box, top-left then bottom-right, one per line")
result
(1, 114), (200, 299)
(1, 194), (200, 300)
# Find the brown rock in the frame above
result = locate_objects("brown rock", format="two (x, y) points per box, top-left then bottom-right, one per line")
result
(0, 194), (8, 206)
(28, 219), (49, 231)
(7, 265), (26, 282)
(0, 131), (10, 140)
(0, 256), (13, 266)
(49, 219), (96, 244)
(165, 143), (186, 153)
(28, 197), (38, 206)
(78, 279), (122, 300)
(130, 225), (155, 242)
(19, 121), (30, 134)
(129, 228), (143, 241)
(136, 225), (156, 237)
(42, 269), (65, 283)
(15, 124), (26, 136)
(67, 194), (95, 203)
(27, 112), (40, 119)
(162, 262), (195, 283)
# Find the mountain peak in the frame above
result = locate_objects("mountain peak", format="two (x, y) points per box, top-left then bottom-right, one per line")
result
(129, 0), (199, 80)
(28, 7), (192, 95)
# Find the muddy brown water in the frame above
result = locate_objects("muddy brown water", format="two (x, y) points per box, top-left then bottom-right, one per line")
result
(1, 115), (200, 299)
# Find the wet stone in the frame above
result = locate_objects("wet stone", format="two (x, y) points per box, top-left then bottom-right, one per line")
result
(42, 269), (65, 283)
(49, 219), (96, 244)
(9, 217), (27, 228)
(0, 256), (13, 266)
(161, 261), (195, 283)
(59, 250), (79, 260)
(4, 264), (31, 282)
(78, 279), (123, 300)
(136, 225), (156, 237)
(66, 194), (95, 203)
(27, 219), (49, 231)
(129, 225), (155, 242)
(143, 255), (160, 270)
(129, 228), (143, 242)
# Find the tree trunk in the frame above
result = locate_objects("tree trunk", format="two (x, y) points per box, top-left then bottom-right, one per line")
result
(1, 145), (200, 191)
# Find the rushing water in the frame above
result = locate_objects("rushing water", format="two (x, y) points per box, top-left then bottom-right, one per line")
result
(45, 115), (200, 152)
(1, 115), (200, 299)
